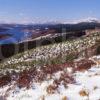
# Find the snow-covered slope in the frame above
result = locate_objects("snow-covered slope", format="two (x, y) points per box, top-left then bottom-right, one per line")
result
(61, 17), (100, 24)
(0, 55), (100, 100)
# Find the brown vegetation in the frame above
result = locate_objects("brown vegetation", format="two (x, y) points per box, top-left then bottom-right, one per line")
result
(0, 58), (97, 89)
(79, 89), (89, 97)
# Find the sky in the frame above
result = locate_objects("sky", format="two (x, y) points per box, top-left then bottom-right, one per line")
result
(0, 0), (100, 23)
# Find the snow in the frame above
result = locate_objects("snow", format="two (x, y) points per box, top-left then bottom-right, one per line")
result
(62, 17), (99, 24)
(0, 56), (99, 100)
(3, 32), (100, 69)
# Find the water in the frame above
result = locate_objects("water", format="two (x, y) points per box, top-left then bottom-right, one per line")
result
(0, 26), (32, 44)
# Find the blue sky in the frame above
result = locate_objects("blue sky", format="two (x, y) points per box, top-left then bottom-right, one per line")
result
(0, 0), (100, 23)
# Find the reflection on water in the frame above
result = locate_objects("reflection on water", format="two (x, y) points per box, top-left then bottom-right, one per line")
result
(0, 34), (12, 40)
(0, 26), (32, 44)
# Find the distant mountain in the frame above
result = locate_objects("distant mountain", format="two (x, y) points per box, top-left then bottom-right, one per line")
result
(62, 17), (99, 24)
(0, 19), (100, 44)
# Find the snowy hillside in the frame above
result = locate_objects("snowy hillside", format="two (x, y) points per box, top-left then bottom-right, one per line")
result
(0, 55), (100, 100)
(0, 31), (100, 100)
